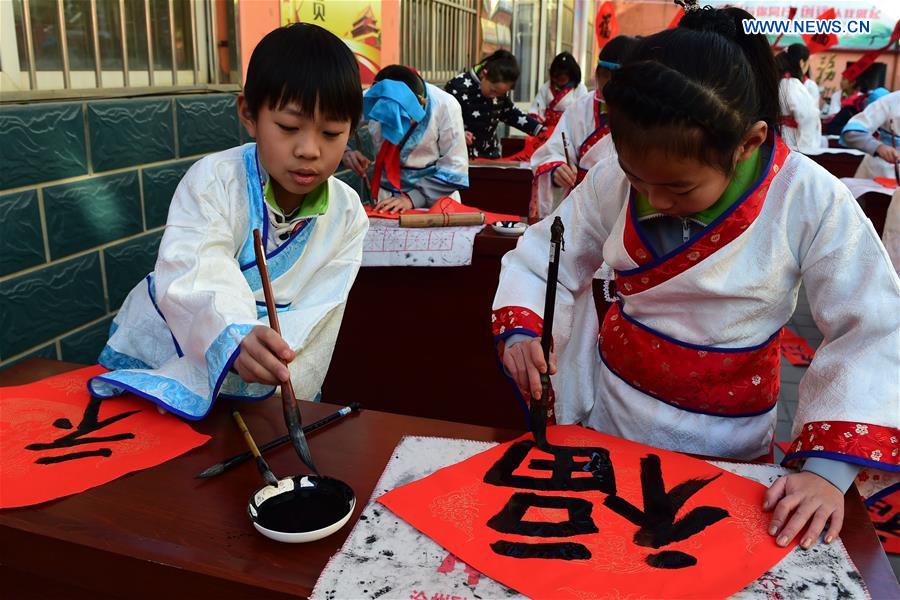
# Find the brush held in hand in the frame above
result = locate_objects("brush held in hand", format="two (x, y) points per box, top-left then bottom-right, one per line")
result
(252, 229), (319, 474)
(532, 216), (565, 449)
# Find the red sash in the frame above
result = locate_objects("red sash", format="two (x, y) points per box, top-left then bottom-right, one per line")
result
(617, 135), (790, 296)
(778, 115), (799, 129)
(599, 304), (781, 417)
(371, 140), (403, 198)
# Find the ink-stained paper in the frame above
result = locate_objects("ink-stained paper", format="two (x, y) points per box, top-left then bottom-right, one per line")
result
(377, 425), (798, 599)
(312, 436), (866, 600)
(0, 365), (210, 508)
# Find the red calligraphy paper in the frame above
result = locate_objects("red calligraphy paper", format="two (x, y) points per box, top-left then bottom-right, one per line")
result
(781, 327), (816, 366)
(874, 177), (898, 190)
(380, 425), (796, 599)
(366, 197), (521, 224)
(0, 365), (210, 508)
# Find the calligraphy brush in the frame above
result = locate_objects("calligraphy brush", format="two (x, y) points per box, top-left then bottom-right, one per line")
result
(354, 130), (373, 205)
(561, 131), (572, 167)
(532, 216), (565, 451)
(253, 229), (319, 474)
(232, 410), (279, 487)
(890, 122), (899, 186)
(196, 403), (360, 479)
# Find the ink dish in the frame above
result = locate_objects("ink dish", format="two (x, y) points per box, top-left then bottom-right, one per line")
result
(248, 475), (356, 543)
(492, 221), (528, 236)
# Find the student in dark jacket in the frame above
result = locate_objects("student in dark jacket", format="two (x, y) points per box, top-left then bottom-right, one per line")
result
(445, 50), (543, 159)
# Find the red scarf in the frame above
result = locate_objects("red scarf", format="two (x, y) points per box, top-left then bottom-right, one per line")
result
(371, 141), (403, 198)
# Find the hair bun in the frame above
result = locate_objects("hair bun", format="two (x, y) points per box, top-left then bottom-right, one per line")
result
(678, 5), (737, 40)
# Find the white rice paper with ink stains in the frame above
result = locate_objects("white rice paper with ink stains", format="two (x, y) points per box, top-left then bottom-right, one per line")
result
(311, 436), (869, 600)
(362, 219), (482, 267)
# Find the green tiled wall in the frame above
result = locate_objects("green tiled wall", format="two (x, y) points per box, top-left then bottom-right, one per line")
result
(142, 159), (196, 228)
(0, 189), (45, 276)
(103, 231), (164, 308)
(177, 94), (240, 156)
(0, 253), (105, 359)
(88, 99), (175, 171)
(0, 102), (87, 189)
(0, 92), (243, 370)
(44, 172), (143, 259)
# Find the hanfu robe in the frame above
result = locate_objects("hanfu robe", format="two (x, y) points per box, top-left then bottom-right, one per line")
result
(528, 81), (589, 130)
(779, 76), (822, 153)
(493, 135), (899, 487)
(803, 76), (821, 112)
(88, 143), (369, 419)
(365, 82), (469, 207)
(529, 91), (615, 220)
(840, 90), (900, 180)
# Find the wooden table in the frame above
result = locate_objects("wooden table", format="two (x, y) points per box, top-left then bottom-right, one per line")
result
(461, 163), (533, 217)
(2, 360), (896, 599)
(0, 359), (521, 600)
(807, 150), (865, 178)
(323, 228), (528, 430)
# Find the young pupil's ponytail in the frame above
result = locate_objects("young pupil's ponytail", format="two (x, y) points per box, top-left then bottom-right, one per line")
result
(476, 49), (521, 85)
(603, 4), (777, 174)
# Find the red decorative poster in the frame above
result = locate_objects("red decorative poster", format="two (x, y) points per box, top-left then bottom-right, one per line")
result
(802, 8), (839, 54)
(0, 365), (210, 508)
(595, 2), (619, 50)
(380, 425), (796, 599)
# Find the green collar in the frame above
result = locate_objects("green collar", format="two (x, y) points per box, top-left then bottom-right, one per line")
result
(263, 178), (329, 220)
(634, 147), (762, 225)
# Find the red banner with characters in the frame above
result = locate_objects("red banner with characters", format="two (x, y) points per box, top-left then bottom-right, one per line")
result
(380, 425), (796, 599)
(595, 2), (619, 49)
(802, 8), (839, 54)
(0, 366), (209, 508)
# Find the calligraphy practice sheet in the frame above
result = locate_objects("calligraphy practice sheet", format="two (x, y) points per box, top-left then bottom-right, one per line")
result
(312, 432), (868, 600)
(0, 365), (210, 508)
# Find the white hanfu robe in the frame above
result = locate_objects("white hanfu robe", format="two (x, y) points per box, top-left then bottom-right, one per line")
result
(367, 82), (468, 207)
(528, 81), (589, 129)
(803, 77), (821, 112)
(529, 91), (616, 220)
(840, 90), (900, 180)
(779, 77), (822, 153)
(89, 143), (368, 419)
(493, 136), (899, 482)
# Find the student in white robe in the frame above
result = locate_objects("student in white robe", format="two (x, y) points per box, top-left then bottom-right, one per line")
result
(776, 45), (822, 153)
(840, 90), (900, 180)
(529, 36), (639, 220)
(493, 7), (899, 552)
(89, 24), (369, 418)
(528, 52), (588, 131)
(342, 65), (468, 214)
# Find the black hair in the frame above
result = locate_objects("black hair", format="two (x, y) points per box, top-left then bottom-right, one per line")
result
(603, 6), (778, 175)
(243, 23), (362, 131)
(374, 64), (426, 98)
(777, 44), (810, 79)
(549, 51), (581, 87)
(852, 63), (882, 93)
(595, 35), (641, 79)
(477, 49), (521, 84)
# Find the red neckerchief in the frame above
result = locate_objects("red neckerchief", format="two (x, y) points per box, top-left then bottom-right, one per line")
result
(371, 140), (403, 198)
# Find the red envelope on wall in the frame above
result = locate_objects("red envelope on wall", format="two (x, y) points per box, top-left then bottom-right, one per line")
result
(380, 425), (796, 599)
(0, 365), (210, 508)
